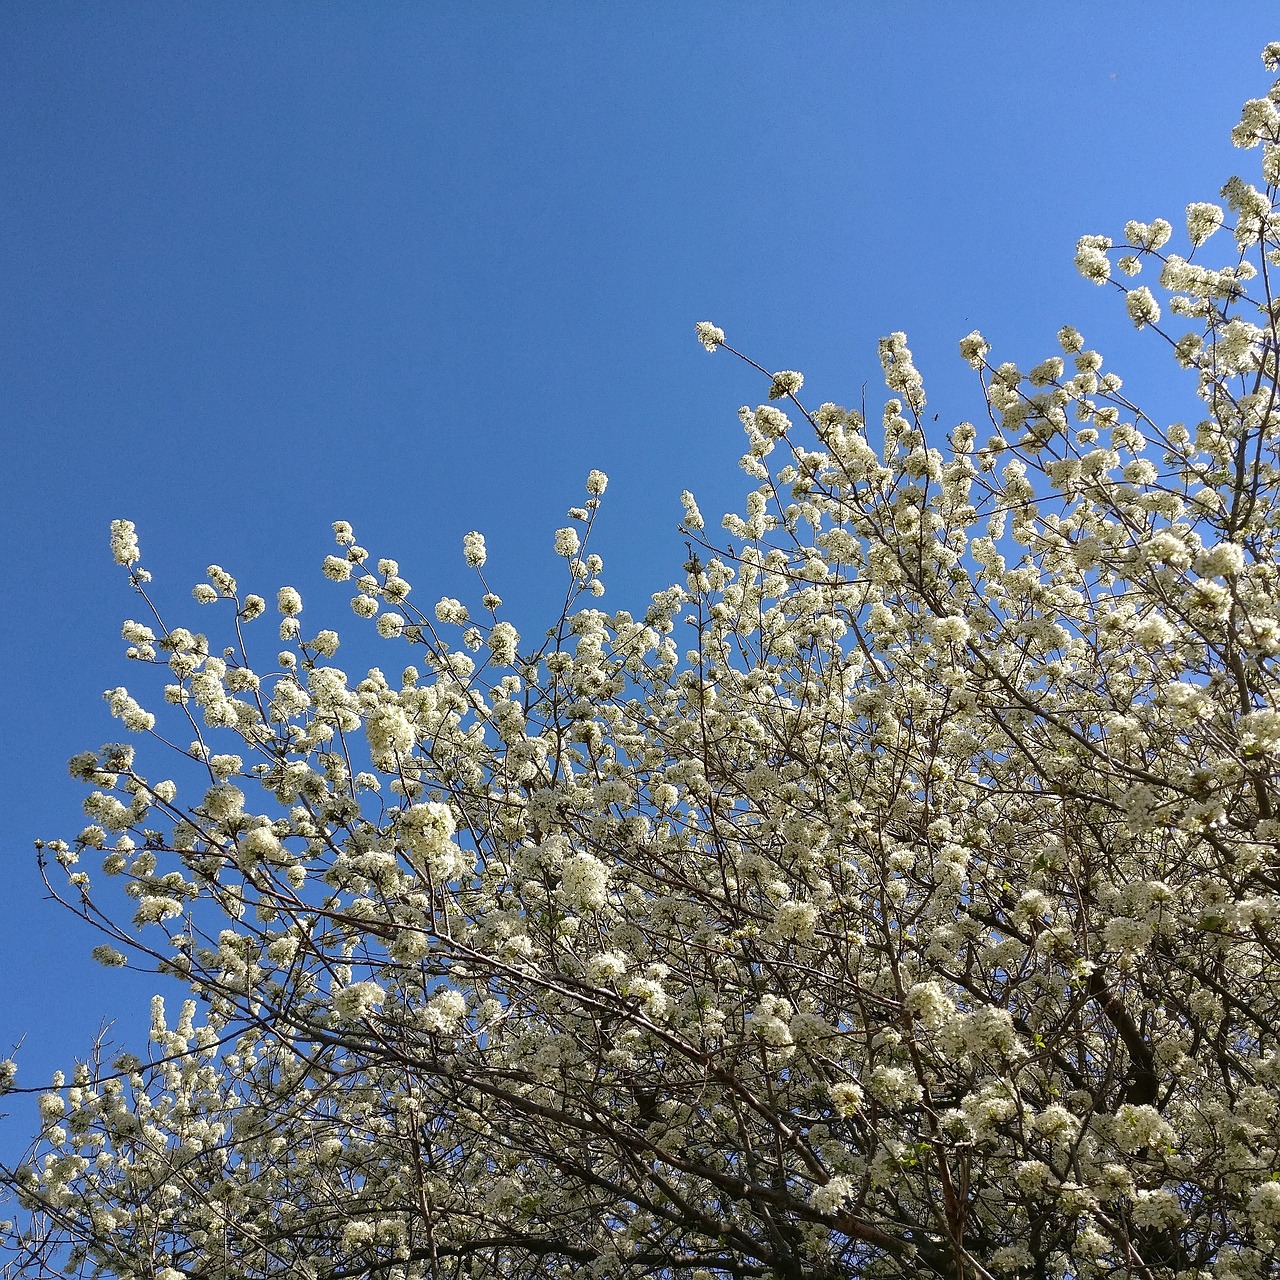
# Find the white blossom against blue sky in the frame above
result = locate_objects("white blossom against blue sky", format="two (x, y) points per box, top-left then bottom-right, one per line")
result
(0, 2), (1270, 1158)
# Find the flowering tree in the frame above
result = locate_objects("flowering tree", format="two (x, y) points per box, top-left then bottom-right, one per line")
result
(10, 46), (1280, 1280)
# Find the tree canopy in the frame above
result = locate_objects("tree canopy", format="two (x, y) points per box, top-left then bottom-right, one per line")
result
(8, 42), (1280, 1280)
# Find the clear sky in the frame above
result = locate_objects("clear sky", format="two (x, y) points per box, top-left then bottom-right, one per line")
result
(0, 3), (1272, 1159)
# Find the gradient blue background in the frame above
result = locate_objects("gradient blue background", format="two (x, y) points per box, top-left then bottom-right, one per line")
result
(1, 3), (1271, 1160)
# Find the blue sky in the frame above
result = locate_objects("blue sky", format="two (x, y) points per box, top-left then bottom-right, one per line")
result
(0, 3), (1272, 1157)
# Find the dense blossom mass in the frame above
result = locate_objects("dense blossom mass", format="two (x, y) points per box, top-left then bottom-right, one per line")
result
(8, 43), (1280, 1280)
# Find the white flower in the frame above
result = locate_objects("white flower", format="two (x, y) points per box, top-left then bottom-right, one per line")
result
(694, 321), (724, 351)
(434, 597), (469, 624)
(394, 578), (425, 608)
(1123, 218), (1172, 250)
(554, 527), (581, 558)
(1248, 1181), (1280, 1227)
(332, 980), (385, 1021)
(400, 802), (466, 880)
(205, 564), (236, 594)
(929, 615), (971, 645)
(768, 370), (804, 400)
(1057, 324), (1084, 353)
(1186, 201), (1224, 246)
(958, 330), (990, 368)
(237, 825), (284, 865)
(366, 703), (415, 768)
(585, 469), (608, 495)
(109, 519), (141, 566)
(1014, 1161), (1053, 1193)
(809, 1174), (857, 1214)
(104, 687), (155, 732)
(939, 1005), (1017, 1059)
(869, 1065), (922, 1106)
(586, 950), (628, 983)
(276, 587), (303, 616)
(1194, 541), (1245, 577)
(1237, 708), (1280, 755)
(1125, 286), (1160, 329)
(990, 1247), (1033, 1274)
(421, 988), (467, 1033)
(1232, 96), (1279, 148)
(905, 980), (955, 1028)
(1029, 356), (1064, 385)
(38, 1092), (66, 1121)
(462, 531), (487, 567)
(1110, 1103), (1174, 1152)
(1075, 240), (1111, 284)
(625, 975), (669, 1020)
(679, 490), (704, 531)
(136, 895), (183, 924)
(771, 898), (818, 940)
(754, 405), (791, 439)
(1131, 1189), (1183, 1230)
(1132, 612), (1175, 647)
(267, 935), (300, 967)
(829, 1082), (863, 1117)
(749, 995), (794, 1049)
(488, 621), (519, 666)
(560, 851), (610, 912)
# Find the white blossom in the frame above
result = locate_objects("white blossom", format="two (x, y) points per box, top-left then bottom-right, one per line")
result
(332, 980), (385, 1021)
(771, 898), (818, 940)
(463, 531), (487, 567)
(560, 851), (610, 912)
(554, 527), (581, 558)
(1125, 285), (1161, 328)
(809, 1174), (857, 1214)
(1074, 236), (1112, 284)
(365, 702), (414, 768)
(958, 330), (990, 368)
(109, 519), (141, 566)
(1186, 200), (1224, 245)
(421, 988), (467, 1033)
(488, 620), (519, 666)
(1249, 1181), (1280, 1227)
(586, 950), (628, 983)
(829, 1082), (863, 1117)
(768, 370), (804, 400)
(694, 321), (724, 351)
(276, 587), (303, 616)
(1110, 1103), (1174, 1153)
